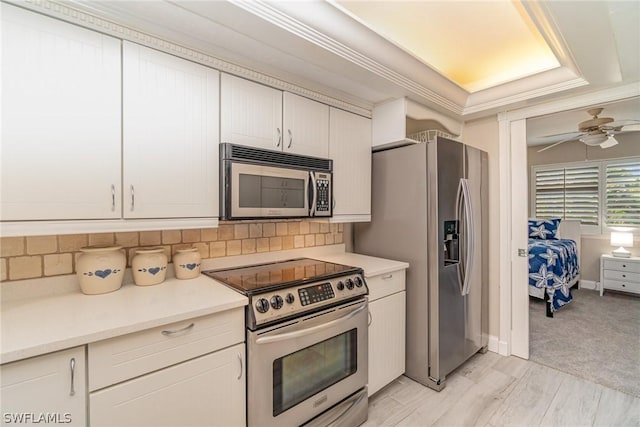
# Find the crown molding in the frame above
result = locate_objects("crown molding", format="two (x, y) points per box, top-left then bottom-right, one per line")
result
(231, 0), (464, 116)
(10, 0), (373, 117)
(498, 82), (640, 123)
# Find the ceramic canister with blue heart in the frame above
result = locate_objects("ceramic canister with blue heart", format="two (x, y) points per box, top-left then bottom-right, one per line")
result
(132, 247), (168, 286)
(77, 245), (126, 295)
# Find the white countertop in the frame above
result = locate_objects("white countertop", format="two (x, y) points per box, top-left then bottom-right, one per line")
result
(310, 252), (409, 277)
(1, 245), (409, 364)
(1, 275), (247, 364)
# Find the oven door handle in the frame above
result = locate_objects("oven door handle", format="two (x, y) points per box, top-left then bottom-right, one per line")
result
(255, 303), (366, 345)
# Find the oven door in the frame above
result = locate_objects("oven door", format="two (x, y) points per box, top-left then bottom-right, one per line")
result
(229, 162), (310, 218)
(247, 299), (368, 427)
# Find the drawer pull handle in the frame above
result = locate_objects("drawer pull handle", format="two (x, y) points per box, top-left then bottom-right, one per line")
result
(69, 357), (76, 396)
(368, 310), (372, 326)
(237, 353), (243, 380)
(161, 323), (195, 336)
(623, 265), (626, 268)
(622, 284), (626, 287)
(382, 274), (393, 280)
(622, 274), (626, 278)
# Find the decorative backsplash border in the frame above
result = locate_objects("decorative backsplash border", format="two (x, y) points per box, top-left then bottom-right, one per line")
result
(0, 220), (344, 282)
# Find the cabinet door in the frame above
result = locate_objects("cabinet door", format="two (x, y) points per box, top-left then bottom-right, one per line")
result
(368, 291), (406, 396)
(123, 42), (219, 218)
(220, 73), (283, 151)
(329, 108), (372, 220)
(90, 343), (245, 427)
(1, 347), (86, 426)
(283, 92), (329, 157)
(1, 4), (121, 220)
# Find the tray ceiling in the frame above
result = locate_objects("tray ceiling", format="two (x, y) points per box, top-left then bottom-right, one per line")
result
(27, 0), (640, 123)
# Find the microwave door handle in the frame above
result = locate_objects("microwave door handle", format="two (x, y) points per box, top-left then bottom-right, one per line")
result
(309, 171), (317, 216)
(255, 303), (366, 345)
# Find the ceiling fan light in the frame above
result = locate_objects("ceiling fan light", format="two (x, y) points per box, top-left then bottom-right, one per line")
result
(600, 135), (619, 149)
(579, 133), (607, 146)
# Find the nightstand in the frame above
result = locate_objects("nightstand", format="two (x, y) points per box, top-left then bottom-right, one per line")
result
(600, 254), (640, 296)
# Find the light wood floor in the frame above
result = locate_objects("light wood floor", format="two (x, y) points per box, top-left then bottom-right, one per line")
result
(363, 351), (640, 427)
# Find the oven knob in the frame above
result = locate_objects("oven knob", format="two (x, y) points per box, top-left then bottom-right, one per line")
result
(285, 293), (295, 304)
(355, 276), (363, 288)
(336, 281), (345, 291)
(346, 278), (354, 290)
(270, 295), (284, 310)
(255, 298), (270, 313)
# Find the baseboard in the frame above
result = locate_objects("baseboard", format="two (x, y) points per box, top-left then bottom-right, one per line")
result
(579, 280), (599, 291)
(488, 335), (508, 355)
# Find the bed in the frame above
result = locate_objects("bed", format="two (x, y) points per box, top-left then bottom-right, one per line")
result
(528, 219), (581, 317)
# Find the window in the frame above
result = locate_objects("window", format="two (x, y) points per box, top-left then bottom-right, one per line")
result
(606, 161), (640, 227)
(531, 157), (640, 234)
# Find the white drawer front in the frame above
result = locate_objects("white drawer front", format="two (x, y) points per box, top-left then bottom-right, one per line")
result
(603, 279), (640, 294)
(367, 269), (406, 301)
(604, 269), (640, 283)
(89, 308), (244, 391)
(603, 259), (640, 274)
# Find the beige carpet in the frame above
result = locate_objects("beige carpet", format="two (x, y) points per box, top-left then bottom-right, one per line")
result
(529, 288), (640, 398)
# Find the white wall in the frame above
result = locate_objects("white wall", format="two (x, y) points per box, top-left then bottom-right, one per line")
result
(463, 115), (500, 338)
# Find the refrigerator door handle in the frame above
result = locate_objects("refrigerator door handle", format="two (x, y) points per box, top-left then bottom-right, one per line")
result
(455, 179), (466, 296)
(461, 178), (475, 296)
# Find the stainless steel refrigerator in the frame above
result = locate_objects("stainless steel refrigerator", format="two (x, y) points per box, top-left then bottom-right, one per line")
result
(355, 136), (488, 391)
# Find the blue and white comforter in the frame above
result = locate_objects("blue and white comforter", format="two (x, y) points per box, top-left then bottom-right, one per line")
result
(528, 238), (579, 311)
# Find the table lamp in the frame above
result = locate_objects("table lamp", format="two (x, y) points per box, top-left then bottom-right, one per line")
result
(610, 231), (633, 258)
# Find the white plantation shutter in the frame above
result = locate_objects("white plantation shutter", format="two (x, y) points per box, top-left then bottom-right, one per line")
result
(534, 165), (599, 226)
(606, 161), (640, 227)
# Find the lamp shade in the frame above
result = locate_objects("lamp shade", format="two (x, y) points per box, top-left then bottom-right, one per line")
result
(611, 231), (634, 258)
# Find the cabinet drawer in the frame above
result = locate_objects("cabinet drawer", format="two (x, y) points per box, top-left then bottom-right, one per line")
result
(89, 308), (244, 391)
(604, 269), (640, 283)
(603, 259), (640, 274)
(90, 343), (245, 427)
(367, 269), (406, 301)
(603, 279), (640, 294)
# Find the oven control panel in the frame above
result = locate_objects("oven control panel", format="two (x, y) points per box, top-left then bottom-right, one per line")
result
(299, 282), (335, 306)
(250, 273), (367, 328)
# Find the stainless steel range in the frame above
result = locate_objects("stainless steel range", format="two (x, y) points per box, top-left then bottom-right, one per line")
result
(203, 258), (369, 427)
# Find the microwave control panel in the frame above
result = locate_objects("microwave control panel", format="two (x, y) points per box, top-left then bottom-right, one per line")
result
(314, 172), (332, 215)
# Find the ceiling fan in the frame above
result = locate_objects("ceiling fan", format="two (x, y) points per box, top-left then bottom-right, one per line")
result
(537, 107), (640, 152)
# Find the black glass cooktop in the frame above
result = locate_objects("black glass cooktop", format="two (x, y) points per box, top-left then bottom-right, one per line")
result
(203, 258), (360, 293)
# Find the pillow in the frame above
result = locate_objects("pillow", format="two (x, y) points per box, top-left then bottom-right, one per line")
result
(528, 218), (561, 239)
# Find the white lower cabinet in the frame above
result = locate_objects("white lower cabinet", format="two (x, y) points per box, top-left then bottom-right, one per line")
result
(88, 309), (246, 426)
(367, 269), (406, 396)
(90, 343), (245, 427)
(0, 347), (86, 426)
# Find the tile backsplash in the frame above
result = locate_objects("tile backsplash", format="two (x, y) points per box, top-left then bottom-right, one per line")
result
(0, 221), (344, 282)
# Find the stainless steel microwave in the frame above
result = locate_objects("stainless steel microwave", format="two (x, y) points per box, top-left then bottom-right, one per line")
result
(220, 143), (333, 220)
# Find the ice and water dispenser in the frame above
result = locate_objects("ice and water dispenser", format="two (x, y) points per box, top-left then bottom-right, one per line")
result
(443, 220), (459, 265)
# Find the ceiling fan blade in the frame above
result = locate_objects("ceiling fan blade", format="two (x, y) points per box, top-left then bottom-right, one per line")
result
(537, 134), (579, 153)
(599, 135), (619, 149)
(605, 119), (640, 128)
(536, 130), (584, 139)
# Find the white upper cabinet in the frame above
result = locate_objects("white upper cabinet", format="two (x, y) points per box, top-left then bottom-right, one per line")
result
(220, 73), (283, 151)
(1, 3), (121, 221)
(220, 74), (329, 157)
(329, 108), (372, 222)
(283, 92), (329, 158)
(123, 42), (219, 218)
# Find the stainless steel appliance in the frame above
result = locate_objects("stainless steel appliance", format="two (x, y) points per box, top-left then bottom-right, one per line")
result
(355, 136), (488, 391)
(203, 258), (368, 427)
(220, 143), (332, 220)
